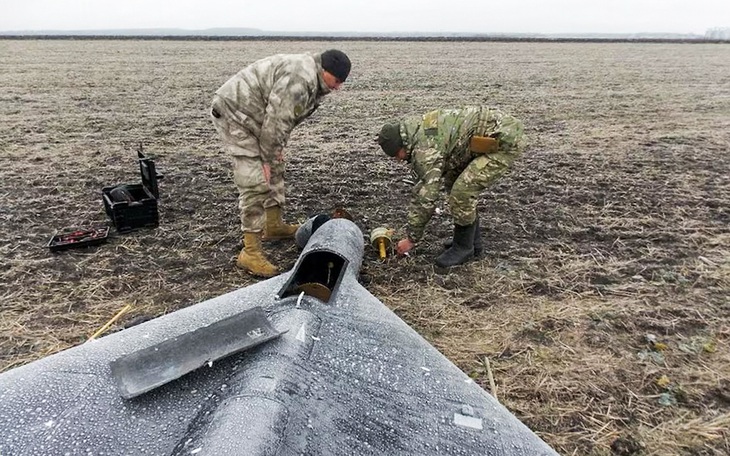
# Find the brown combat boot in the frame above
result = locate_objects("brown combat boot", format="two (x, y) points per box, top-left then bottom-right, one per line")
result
(237, 232), (278, 278)
(262, 206), (299, 240)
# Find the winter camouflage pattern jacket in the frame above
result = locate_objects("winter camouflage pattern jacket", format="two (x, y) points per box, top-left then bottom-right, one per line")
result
(400, 106), (525, 241)
(215, 52), (332, 164)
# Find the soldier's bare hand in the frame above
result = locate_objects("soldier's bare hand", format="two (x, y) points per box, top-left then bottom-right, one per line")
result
(262, 163), (271, 185)
(396, 238), (415, 256)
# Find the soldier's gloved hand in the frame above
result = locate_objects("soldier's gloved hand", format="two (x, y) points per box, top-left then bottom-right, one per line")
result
(396, 238), (416, 256)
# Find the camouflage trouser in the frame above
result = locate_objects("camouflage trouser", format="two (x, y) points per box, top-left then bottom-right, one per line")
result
(210, 101), (285, 233)
(448, 150), (518, 226)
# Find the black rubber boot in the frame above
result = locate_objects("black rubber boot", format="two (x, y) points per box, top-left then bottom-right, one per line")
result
(435, 222), (477, 267)
(443, 216), (483, 256)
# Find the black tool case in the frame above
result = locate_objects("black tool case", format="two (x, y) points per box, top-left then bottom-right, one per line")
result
(102, 150), (162, 233)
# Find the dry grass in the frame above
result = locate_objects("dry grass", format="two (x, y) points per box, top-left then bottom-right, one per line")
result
(1, 39), (729, 455)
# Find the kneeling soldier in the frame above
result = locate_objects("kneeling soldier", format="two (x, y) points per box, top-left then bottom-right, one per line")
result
(377, 106), (526, 267)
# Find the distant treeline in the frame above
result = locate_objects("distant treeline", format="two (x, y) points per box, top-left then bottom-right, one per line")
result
(1, 35), (728, 43)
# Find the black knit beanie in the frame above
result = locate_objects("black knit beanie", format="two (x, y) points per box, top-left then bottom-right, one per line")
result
(377, 123), (403, 157)
(321, 49), (351, 82)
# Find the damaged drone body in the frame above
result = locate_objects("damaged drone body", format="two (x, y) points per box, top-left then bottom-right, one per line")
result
(0, 219), (557, 455)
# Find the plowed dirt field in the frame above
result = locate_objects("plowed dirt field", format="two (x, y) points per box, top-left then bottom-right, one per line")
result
(1, 39), (728, 455)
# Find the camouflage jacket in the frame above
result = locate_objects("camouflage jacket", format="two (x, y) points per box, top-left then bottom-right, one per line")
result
(401, 106), (525, 241)
(215, 52), (332, 164)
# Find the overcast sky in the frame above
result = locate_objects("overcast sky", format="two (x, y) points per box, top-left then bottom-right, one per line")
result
(2, 0), (728, 34)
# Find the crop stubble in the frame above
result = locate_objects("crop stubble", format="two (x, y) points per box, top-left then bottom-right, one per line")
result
(0, 39), (728, 455)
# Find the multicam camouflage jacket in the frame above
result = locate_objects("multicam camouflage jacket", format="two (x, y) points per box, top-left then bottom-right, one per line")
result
(215, 52), (332, 164)
(400, 106), (525, 241)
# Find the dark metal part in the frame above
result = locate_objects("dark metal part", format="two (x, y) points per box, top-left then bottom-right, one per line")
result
(110, 306), (284, 399)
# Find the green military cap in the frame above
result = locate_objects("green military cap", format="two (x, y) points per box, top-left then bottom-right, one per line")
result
(377, 123), (403, 157)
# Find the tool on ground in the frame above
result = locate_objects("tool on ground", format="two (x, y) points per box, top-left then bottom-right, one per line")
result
(110, 306), (285, 399)
(88, 304), (132, 341)
(369, 227), (394, 260)
(47, 226), (110, 252)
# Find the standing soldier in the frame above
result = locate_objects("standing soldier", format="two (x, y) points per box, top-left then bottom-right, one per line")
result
(377, 106), (526, 267)
(210, 49), (351, 277)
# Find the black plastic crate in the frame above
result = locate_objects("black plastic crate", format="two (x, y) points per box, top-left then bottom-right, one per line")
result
(102, 150), (162, 233)
(48, 226), (110, 252)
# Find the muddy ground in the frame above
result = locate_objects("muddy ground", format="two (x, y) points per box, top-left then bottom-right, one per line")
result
(1, 39), (728, 455)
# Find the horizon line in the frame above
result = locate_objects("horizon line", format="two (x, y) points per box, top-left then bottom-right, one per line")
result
(0, 26), (725, 37)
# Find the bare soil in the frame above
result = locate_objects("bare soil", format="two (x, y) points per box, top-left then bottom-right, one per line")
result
(1, 39), (728, 455)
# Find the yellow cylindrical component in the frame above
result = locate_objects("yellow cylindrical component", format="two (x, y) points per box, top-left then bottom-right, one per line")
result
(369, 227), (393, 260)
